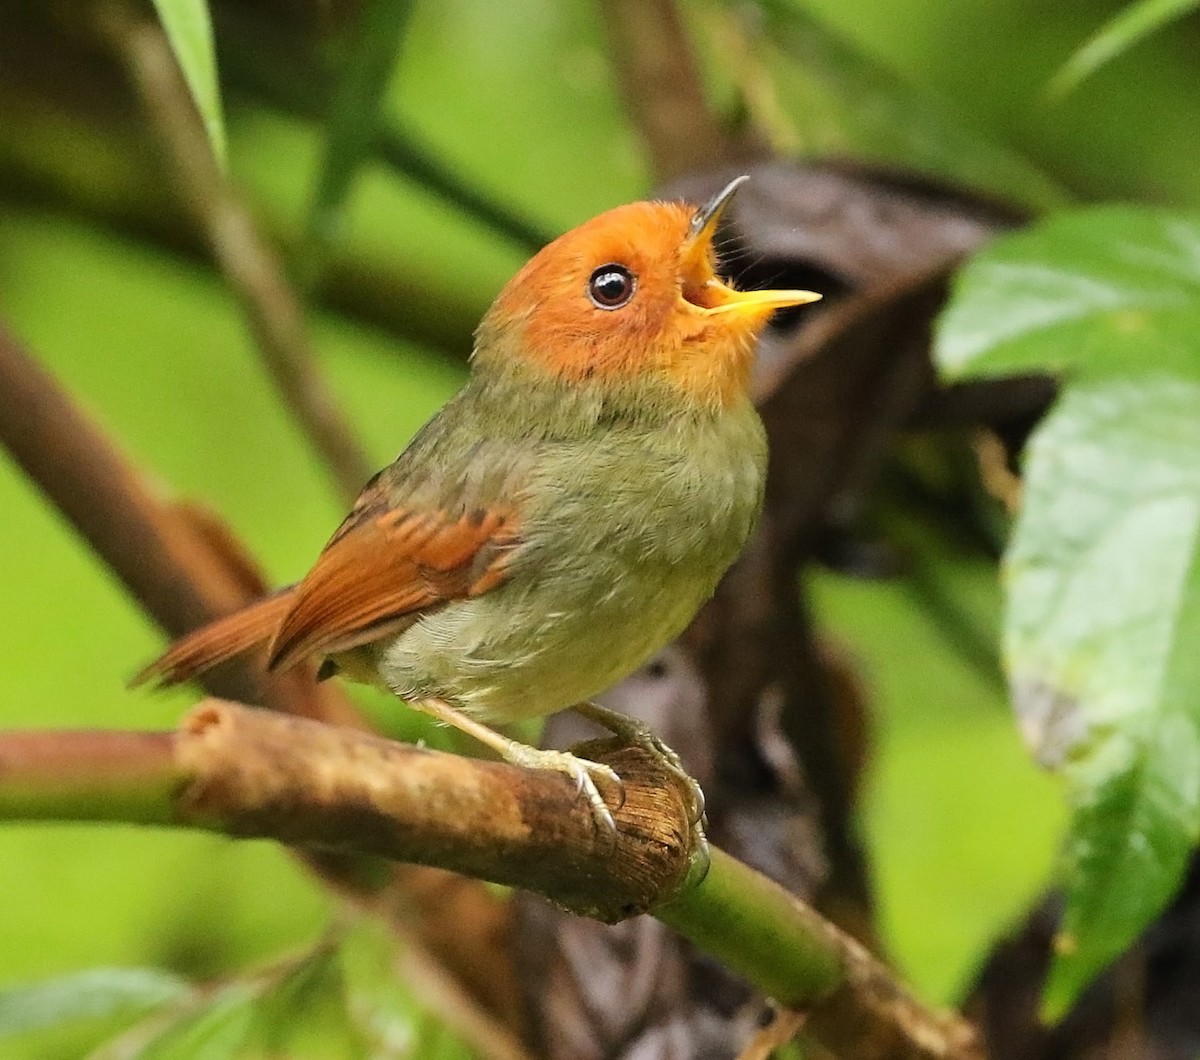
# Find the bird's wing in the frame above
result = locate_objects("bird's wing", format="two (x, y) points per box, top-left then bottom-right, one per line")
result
(133, 496), (522, 687)
(267, 500), (520, 670)
(135, 385), (530, 689)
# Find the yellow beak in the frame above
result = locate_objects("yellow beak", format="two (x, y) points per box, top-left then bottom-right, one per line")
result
(681, 175), (822, 317)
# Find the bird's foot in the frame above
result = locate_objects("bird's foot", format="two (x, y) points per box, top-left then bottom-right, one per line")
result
(572, 702), (707, 827)
(574, 703), (711, 881)
(500, 742), (623, 838)
(406, 697), (623, 839)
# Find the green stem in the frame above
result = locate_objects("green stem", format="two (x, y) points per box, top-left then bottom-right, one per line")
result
(656, 848), (842, 1005)
(0, 730), (179, 825)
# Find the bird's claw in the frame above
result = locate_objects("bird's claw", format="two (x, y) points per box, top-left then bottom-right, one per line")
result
(574, 703), (707, 827)
(571, 703), (710, 874)
(502, 743), (623, 839)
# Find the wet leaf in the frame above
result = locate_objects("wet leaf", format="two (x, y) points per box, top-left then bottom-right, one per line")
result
(150, 0), (226, 169)
(934, 206), (1200, 1017)
(937, 206), (1200, 381)
(1011, 378), (1200, 1017)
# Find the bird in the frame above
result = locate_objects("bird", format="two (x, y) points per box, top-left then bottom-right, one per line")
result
(134, 176), (821, 832)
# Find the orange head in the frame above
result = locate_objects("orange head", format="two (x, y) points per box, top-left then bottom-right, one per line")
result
(475, 177), (821, 408)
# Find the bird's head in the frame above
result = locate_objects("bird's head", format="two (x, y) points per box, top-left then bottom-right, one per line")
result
(475, 177), (821, 409)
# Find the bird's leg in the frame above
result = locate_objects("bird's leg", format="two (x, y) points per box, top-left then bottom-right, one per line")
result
(572, 702), (706, 827)
(408, 697), (622, 837)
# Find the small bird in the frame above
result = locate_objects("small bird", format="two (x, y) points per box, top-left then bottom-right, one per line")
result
(136, 176), (820, 830)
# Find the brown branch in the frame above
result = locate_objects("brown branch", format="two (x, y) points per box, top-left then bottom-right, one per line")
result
(0, 320), (354, 724)
(0, 702), (696, 920)
(596, 0), (761, 182)
(0, 703), (983, 1060)
(94, 0), (373, 504)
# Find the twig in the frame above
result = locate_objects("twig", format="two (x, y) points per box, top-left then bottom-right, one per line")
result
(0, 52), (483, 355)
(596, 0), (752, 182)
(95, 1), (374, 504)
(0, 703), (983, 1060)
(735, 1006), (807, 1060)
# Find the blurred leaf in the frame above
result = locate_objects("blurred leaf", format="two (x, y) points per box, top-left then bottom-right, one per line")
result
(253, 939), (366, 1058)
(339, 919), (419, 1056)
(302, 0), (416, 284)
(1047, 0), (1200, 100)
(130, 983), (258, 1059)
(934, 206), (1200, 1017)
(0, 968), (190, 1038)
(812, 544), (1064, 1003)
(81, 918), (471, 1058)
(150, 0), (227, 169)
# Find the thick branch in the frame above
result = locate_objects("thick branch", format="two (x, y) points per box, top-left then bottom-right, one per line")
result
(96, 1), (373, 504)
(0, 704), (982, 1060)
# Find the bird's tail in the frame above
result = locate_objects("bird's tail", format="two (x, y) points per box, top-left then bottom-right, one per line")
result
(131, 589), (296, 688)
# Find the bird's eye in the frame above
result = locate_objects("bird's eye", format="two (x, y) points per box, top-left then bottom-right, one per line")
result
(587, 264), (636, 310)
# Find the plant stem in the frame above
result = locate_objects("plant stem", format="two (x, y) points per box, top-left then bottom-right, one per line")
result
(658, 848), (843, 1004)
(0, 730), (179, 824)
(97, 0), (374, 505)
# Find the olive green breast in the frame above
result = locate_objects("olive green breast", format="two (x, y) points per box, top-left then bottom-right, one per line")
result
(370, 369), (768, 721)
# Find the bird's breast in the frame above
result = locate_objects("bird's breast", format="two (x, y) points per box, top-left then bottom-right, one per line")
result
(378, 399), (768, 723)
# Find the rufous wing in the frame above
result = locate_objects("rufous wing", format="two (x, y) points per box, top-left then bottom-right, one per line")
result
(134, 504), (520, 688)
(266, 504), (520, 672)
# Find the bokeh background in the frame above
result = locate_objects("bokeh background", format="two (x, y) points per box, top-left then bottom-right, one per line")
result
(2, 0), (1198, 1055)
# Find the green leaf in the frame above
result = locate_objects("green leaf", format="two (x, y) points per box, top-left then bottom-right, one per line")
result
(0, 968), (190, 1038)
(247, 937), (362, 1057)
(937, 206), (1200, 380)
(1048, 0), (1200, 100)
(301, 0), (416, 286)
(131, 983), (258, 1059)
(1007, 378), (1200, 1017)
(82, 918), (468, 1058)
(934, 205), (1200, 1016)
(150, 0), (227, 170)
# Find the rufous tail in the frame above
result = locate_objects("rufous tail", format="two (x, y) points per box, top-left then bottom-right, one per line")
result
(131, 589), (296, 688)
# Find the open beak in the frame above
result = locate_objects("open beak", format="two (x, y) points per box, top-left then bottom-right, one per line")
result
(682, 175), (822, 316)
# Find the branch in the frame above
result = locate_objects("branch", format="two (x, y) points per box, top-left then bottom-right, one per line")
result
(0, 704), (982, 1060)
(95, 1), (374, 504)
(596, 0), (761, 182)
(0, 320), (356, 725)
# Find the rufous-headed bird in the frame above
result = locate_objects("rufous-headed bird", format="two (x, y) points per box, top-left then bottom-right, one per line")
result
(136, 176), (821, 831)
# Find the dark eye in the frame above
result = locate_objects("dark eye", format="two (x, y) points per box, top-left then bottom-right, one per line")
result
(587, 264), (636, 310)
